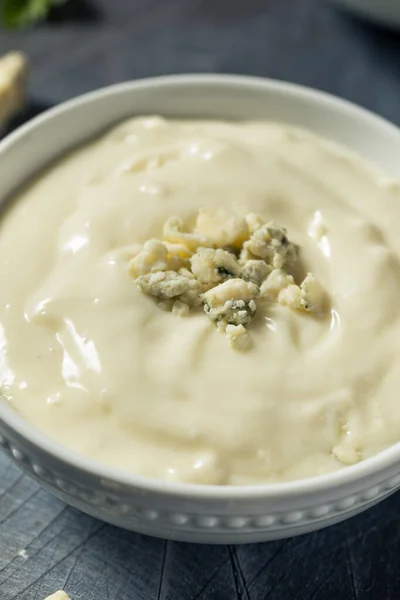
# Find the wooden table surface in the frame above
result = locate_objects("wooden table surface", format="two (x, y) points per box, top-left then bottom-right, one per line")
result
(1, 1), (400, 598)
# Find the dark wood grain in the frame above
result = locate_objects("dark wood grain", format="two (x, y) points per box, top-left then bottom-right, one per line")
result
(2, 445), (400, 600)
(1, 0), (400, 598)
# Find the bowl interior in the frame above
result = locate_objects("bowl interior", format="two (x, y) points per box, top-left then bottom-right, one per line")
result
(1, 75), (400, 207)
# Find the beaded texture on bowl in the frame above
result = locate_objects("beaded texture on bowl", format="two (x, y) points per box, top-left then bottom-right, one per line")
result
(0, 431), (399, 543)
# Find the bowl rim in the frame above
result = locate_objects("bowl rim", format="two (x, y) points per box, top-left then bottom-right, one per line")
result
(1, 72), (400, 501)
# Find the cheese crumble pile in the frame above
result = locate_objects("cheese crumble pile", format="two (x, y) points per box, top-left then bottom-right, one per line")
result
(128, 208), (326, 350)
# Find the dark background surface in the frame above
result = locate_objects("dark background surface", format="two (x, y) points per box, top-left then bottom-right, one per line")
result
(1, 0), (400, 598)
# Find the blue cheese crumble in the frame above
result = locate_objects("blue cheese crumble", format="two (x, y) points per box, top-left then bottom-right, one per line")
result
(136, 268), (204, 307)
(300, 272), (327, 313)
(261, 269), (326, 313)
(194, 207), (249, 249)
(225, 324), (250, 351)
(202, 279), (259, 327)
(129, 208), (326, 350)
(241, 259), (272, 286)
(190, 247), (241, 284)
(129, 239), (191, 277)
(241, 222), (300, 269)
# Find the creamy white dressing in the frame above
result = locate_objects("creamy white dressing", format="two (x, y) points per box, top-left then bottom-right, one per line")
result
(1, 116), (400, 485)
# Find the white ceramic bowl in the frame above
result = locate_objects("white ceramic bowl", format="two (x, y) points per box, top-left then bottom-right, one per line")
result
(333, 0), (400, 28)
(1, 75), (400, 544)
